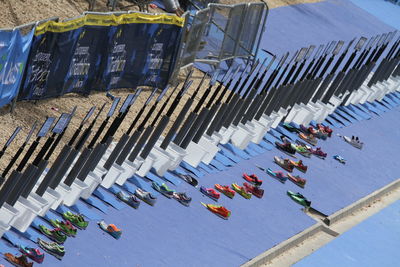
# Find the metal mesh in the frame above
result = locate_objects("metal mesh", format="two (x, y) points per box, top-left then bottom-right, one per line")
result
(180, 8), (210, 67)
(236, 3), (266, 58)
(196, 4), (231, 63)
(220, 4), (246, 60)
(173, 2), (268, 75)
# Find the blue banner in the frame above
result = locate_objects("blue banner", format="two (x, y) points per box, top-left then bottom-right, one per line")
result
(0, 29), (34, 107)
(19, 13), (183, 101)
(100, 22), (182, 91)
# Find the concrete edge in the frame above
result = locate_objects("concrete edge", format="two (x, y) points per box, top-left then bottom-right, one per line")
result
(242, 178), (400, 267)
(242, 223), (324, 267)
(324, 178), (400, 225)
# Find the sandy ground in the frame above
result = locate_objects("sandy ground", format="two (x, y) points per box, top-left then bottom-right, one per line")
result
(0, 0), (324, 28)
(0, 0), (322, 171)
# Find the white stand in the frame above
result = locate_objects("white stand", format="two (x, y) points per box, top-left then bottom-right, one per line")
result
(366, 83), (385, 102)
(0, 203), (19, 238)
(135, 153), (157, 177)
(219, 125), (238, 144)
(62, 179), (88, 207)
(387, 76), (400, 92)
(308, 102), (327, 123)
(37, 188), (61, 217)
(271, 108), (288, 128)
(52, 183), (72, 209)
(357, 85), (374, 104)
(101, 164), (125, 188)
(230, 122), (255, 150)
(81, 172), (102, 199)
(114, 157), (144, 186)
(249, 114), (275, 144)
(384, 79), (399, 93)
(182, 141), (209, 168)
(198, 135), (221, 164)
(166, 142), (188, 171)
(285, 104), (315, 126)
(11, 194), (47, 232)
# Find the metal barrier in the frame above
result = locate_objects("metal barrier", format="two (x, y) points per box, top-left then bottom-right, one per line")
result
(172, 2), (268, 77)
(78, 1), (268, 85)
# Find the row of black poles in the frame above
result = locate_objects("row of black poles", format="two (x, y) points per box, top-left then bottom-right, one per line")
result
(0, 31), (398, 215)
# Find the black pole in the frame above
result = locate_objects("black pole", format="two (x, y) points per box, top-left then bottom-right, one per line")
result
(6, 117), (56, 206)
(0, 127), (21, 162)
(60, 103), (108, 187)
(0, 122), (37, 207)
(20, 110), (76, 199)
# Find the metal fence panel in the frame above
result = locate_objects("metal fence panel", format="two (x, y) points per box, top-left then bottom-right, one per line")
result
(173, 2), (268, 75)
(237, 3), (267, 58)
(220, 4), (247, 60)
(197, 4), (231, 63)
(180, 8), (210, 67)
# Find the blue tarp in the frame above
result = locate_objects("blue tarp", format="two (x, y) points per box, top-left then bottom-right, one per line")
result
(0, 29), (33, 107)
(261, 0), (395, 56)
(349, 0), (400, 30)
(295, 199), (400, 267)
(1, 98), (399, 266)
(19, 15), (183, 100)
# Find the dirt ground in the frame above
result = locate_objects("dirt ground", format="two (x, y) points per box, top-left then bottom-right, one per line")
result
(0, 0), (323, 171)
(0, 0), (324, 28)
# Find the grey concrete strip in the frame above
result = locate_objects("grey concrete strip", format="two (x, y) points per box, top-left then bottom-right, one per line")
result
(242, 223), (323, 267)
(324, 178), (400, 225)
(243, 178), (400, 266)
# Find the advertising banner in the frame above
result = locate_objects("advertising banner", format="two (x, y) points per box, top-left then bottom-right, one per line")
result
(19, 13), (184, 101)
(0, 28), (34, 107)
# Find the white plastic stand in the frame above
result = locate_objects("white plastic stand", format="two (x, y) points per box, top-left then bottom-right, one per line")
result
(182, 141), (209, 167)
(11, 194), (47, 232)
(271, 108), (288, 128)
(310, 98), (339, 123)
(199, 134), (221, 164)
(374, 83), (388, 100)
(36, 187), (61, 217)
(62, 179), (88, 207)
(114, 157), (144, 186)
(366, 83), (385, 102)
(52, 183), (72, 209)
(101, 164), (124, 188)
(0, 203), (19, 238)
(250, 114), (275, 144)
(77, 160), (109, 199)
(219, 125), (238, 144)
(284, 104), (299, 122)
(376, 83), (391, 101)
(138, 131), (221, 175)
(285, 104), (315, 126)
(344, 87), (363, 105)
(81, 172), (102, 199)
(230, 123), (255, 150)
(387, 76), (400, 92)
(165, 142), (187, 171)
(356, 86), (374, 104)
(135, 153), (157, 177)
(384, 79), (399, 93)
